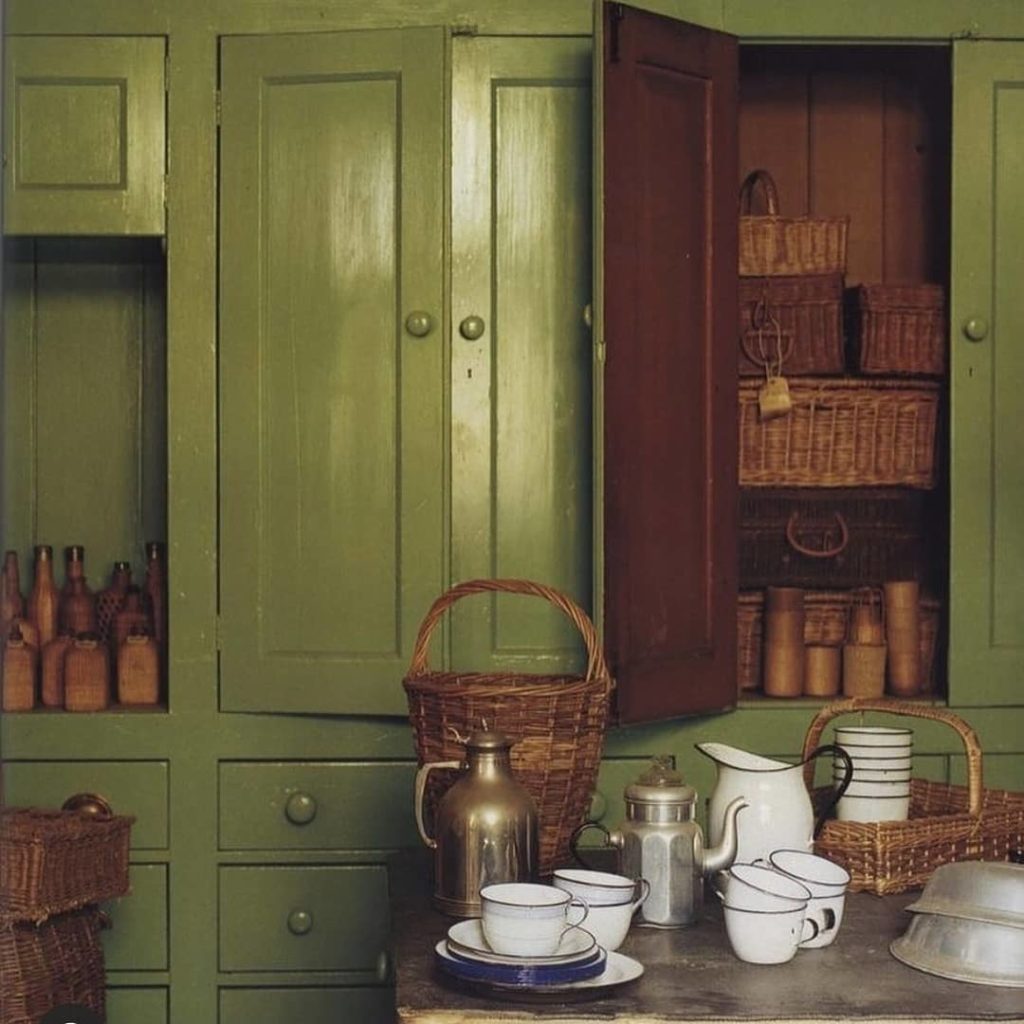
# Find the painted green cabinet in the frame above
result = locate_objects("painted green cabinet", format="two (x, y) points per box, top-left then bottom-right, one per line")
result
(3, 36), (166, 235)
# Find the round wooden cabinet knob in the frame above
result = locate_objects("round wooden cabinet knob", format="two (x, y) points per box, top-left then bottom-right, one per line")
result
(458, 315), (485, 340)
(287, 909), (313, 935)
(284, 791), (317, 825)
(963, 316), (989, 342)
(62, 792), (114, 819)
(404, 310), (435, 338)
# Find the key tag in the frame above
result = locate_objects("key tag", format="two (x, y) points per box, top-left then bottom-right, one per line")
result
(755, 305), (792, 420)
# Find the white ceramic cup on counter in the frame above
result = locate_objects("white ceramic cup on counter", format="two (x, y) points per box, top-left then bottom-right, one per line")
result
(551, 868), (650, 951)
(767, 849), (850, 948)
(717, 862), (812, 911)
(722, 902), (819, 965)
(479, 882), (589, 958)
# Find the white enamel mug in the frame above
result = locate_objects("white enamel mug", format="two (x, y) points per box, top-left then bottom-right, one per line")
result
(768, 849), (850, 948)
(551, 870), (650, 951)
(480, 882), (588, 957)
(722, 902), (818, 964)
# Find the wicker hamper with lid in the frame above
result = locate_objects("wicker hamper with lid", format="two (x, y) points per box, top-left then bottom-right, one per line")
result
(402, 578), (613, 877)
(803, 698), (1024, 895)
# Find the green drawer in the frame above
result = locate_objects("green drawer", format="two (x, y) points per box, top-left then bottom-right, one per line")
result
(102, 863), (168, 971)
(219, 865), (389, 974)
(106, 987), (167, 1024)
(220, 987), (393, 1024)
(219, 761), (418, 850)
(2, 760), (168, 848)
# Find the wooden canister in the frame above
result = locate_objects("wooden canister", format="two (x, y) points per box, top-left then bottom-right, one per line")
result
(64, 633), (110, 711)
(842, 642), (887, 698)
(763, 586), (805, 697)
(41, 631), (74, 707)
(804, 644), (841, 697)
(848, 588), (885, 645)
(2, 625), (37, 711)
(118, 632), (160, 705)
(884, 580), (921, 697)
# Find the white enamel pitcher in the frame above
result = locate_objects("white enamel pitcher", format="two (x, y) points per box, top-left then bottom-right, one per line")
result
(696, 742), (852, 864)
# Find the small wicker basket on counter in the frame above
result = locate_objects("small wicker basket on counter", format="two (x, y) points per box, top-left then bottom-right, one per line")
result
(802, 698), (1024, 895)
(402, 578), (613, 878)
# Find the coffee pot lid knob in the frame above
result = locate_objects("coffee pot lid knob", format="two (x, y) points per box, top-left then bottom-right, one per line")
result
(625, 754), (696, 806)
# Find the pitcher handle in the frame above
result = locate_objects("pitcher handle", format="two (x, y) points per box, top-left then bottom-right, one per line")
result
(808, 744), (853, 837)
(414, 760), (463, 849)
(569, 821), (612, 870)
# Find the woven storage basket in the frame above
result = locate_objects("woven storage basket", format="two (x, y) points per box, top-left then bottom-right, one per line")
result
(402, 579), (613, 878)
(855, 283), (946, 376)
(0, 907), (107, 1024)
(739, 377), (941, 488)
(739, 169), (849, 277)
(0, 805), (133, 922)
(739, 274), (845, 376)
(802, 698), (1024, 895)
(737, 589), (940, 693)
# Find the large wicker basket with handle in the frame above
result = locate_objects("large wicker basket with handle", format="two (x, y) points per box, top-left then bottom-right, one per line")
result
(402, 579), (613, 878)
(803, 698), (1024, 895)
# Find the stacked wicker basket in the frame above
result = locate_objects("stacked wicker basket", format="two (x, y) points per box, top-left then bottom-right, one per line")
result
(737, 168), (948, 700)
(0, 802), (133, 1024)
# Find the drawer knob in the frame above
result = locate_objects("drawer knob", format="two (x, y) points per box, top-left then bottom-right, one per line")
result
(62, 792), (114, 819)
(404, 310), (435, 338)
(963, 316), (989, 342)
(284, 791), (317, 825)
(287, 909), (313, 935)
(458, 314), (485, 341)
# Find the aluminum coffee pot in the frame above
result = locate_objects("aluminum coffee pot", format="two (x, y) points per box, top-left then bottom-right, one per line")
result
(570, 755), (747, 927)
(414, 729), (538, 916)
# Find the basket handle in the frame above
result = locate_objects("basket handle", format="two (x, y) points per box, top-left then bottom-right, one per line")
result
(800, 698), (983, 816)
(785, 510), (850, 559)
(739, 169), (780, 216)
(406, 578), (612, 688)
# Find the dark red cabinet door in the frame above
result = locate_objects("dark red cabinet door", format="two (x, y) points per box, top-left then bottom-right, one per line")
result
(601, 2), (738, 723)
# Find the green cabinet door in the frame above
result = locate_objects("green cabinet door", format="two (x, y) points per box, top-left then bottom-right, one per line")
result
(3, 37), (165, 236)
(949, 42), (1024, 706)
(218, 29), (445, 715)
(449, 36), (594, 676)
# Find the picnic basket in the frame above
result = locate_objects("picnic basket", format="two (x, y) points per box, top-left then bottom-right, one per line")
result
(0, 802), (133, 923)
(739, 169), (849, 278)
(402, 578), (614, 877)
(803, 698), (1024, 895)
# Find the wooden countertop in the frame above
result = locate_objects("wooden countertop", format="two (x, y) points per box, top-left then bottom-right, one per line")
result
(390, 852), (1024, 1024)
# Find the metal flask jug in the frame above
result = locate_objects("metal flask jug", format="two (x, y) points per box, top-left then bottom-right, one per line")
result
(571, 756), (747, 927)
(414, 729), (538, 916)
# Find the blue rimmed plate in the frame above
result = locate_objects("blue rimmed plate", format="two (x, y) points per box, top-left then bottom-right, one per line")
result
(446, 919), (597, 966)
(434, 940), (607, 987)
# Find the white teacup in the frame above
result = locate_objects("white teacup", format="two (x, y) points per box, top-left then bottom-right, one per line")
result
(480, 882), (588, 958)
(552, 870), (650, 951)
(723, 902), (818, 964)
(719, 862), (812, 911)
(768, 849), (850, 949)
(835, 726), (912, 748)
(837, 791), (911, 822)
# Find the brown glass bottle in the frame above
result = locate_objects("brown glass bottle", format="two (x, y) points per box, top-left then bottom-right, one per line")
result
(60, 546), (96, 635)
(1, 550), (25, 637)
(96, 561), (132, 645)
(28, 545), (59, 646)
(113, 587), (150, 657)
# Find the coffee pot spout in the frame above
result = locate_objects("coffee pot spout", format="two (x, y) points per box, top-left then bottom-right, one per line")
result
(702, 796), (748, 876)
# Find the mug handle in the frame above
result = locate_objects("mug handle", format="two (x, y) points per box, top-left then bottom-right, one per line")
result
(564, 894), (590, 930)
(799, 915), (821, 945)
(569, 821), (611, 870)
(631, 878), (651, 912)
(809, 744), (854, 837)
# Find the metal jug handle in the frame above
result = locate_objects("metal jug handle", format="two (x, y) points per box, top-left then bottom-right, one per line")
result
(413, 760), (463, 849)
(569, 820), (613, 870)
(809, 743), (854, 837)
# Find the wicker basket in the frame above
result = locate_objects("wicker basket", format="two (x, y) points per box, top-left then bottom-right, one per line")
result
(739, 274), (845, 376)
(739, 169), (849, 277)
(802, 698), (1024, 895)
(0, 806), (133, 923)
(402, 579), (613, 878)
(855, 283), (946, 376)
(0, 907), (107, 1024)
(738, 589), (940, 693)
(739, 377), (941, 488)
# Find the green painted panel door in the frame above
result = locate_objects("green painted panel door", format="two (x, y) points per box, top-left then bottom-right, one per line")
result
(449, 37), (594, 676)
(3, 37), (165, 236)
(219, 29), (445, 714)
(949, 42), (1024, 705)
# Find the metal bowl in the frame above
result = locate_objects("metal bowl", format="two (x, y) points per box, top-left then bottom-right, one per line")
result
(891, 910), (1024, 988)
(904, 861), (1024, 929)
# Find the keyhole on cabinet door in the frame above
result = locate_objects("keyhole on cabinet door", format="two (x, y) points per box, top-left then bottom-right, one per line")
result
(467, 368), (473, 379)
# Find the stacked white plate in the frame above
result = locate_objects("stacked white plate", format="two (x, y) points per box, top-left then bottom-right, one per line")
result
(833, 725), (913, 822)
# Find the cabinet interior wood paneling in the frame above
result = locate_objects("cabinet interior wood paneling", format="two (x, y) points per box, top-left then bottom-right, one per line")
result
(739, 46), (950, 286)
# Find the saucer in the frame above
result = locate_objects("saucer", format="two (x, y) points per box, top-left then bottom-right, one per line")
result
(435, 939), (606, 987)
(446, 919), (597, 965)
